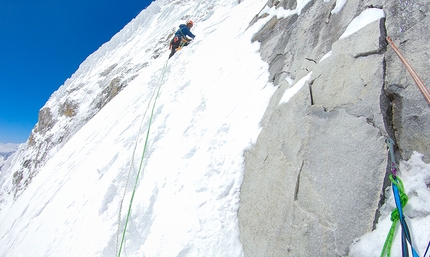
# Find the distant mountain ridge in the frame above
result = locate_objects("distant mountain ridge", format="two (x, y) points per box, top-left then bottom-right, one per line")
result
(0, 143), (19, 153)
(0, 0), (429, 256)
(0, 143), (19, 172)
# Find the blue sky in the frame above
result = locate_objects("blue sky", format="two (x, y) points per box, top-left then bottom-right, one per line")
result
(0, 0), (153, 144)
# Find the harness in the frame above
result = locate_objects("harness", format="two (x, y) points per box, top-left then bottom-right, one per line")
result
(170, 26), (190, 48)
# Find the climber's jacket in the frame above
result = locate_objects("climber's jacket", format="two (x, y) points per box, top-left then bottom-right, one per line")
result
(171, 24), (195, 46)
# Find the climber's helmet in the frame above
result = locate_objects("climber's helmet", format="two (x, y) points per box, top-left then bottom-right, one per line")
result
(186, 20), (194, 28)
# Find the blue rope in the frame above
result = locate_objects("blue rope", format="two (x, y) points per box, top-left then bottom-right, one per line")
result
(423, 240), (430, 257)
(384, 138), (420, 257)
(392, 179), (418, 257)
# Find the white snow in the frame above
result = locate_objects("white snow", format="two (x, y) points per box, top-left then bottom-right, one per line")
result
(0, 0), (429, 257)
(350, 152), (430, 257)
(319, 50), (333, 63)
(279, 72), (312, 105)
(331, 0), (348, 14)
(340, 8), (385, 39)
(259, 0), (348, 19)
(0, 0), (275, 256)
(258, 0), (313, 19)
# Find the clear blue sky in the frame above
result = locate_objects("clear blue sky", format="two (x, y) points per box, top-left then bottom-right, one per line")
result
(0, 0), (154, 144)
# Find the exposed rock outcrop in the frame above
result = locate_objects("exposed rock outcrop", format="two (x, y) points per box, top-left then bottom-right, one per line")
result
(239, 0), (430, 256)
(3, 60), (145, 201)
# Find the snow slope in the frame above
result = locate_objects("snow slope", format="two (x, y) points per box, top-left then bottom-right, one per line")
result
(0, 0), (275, 256)
(0, 0), (429, 256)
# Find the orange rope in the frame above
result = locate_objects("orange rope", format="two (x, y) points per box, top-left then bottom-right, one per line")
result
(386, 36), (430, 104)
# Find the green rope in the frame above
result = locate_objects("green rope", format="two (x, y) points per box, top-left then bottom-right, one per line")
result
(380, 221), (397, 257)
(116, 58), (169, 257)
(115, 69), (160, 255)
(380, 175), (409, 257)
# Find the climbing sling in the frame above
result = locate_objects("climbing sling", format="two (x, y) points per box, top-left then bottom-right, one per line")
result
(380, 138), (420, 257)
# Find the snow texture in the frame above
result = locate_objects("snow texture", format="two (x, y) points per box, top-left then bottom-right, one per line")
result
(0, 0), (429, 257)
(0, 0), (274, 256)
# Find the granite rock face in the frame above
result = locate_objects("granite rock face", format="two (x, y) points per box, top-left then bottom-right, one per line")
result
(239, 0), (430, 256)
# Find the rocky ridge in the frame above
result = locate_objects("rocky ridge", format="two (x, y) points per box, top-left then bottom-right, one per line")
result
(0, 0), (219, 203)
(238, 0), (430, 256)
(0, 0), (428, 256)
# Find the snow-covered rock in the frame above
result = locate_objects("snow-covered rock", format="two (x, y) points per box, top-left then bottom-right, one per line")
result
(1, 0), (429, 256)
(239, 0), (430, 256)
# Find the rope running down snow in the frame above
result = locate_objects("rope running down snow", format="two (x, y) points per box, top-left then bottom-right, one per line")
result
(116, 58), (170, 257)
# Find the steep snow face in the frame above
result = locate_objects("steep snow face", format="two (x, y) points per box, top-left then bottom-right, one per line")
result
(0, 0), (275, 256)
(0, 0), (245, 203)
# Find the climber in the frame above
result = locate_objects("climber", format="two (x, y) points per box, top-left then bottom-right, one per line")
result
(169, 20), (196, 59)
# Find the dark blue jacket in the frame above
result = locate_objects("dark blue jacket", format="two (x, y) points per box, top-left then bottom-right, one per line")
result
(175, 24), (195, 39)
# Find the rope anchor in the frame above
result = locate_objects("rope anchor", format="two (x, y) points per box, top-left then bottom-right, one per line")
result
(380, 138), (420, 257)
